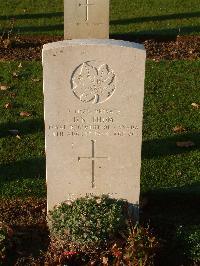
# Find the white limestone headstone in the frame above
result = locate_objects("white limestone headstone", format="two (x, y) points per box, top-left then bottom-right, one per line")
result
(43, 39), (146, 216)
(64, 0), (109, 39)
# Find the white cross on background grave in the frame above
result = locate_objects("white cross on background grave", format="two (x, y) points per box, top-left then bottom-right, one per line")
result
(78, 140), (108, 188)
(79, 0), (95, 21)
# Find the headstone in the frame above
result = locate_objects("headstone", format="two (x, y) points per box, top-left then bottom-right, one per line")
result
(64, 0), (109, 39)
(43, 39), (146, 215)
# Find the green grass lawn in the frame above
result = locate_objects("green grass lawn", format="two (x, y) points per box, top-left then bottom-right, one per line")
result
(0, 1), (200, 263)
(0, 60), (199, 198)
(142, 60), (200, 191)
(0, 61), (199, 263)
(142, 61), (200, 264)
(0, 62), (45, 198)
(0, 0), (200, 37)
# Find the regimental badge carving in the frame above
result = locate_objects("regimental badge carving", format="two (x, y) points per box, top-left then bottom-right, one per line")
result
(71, 61), (116, 104)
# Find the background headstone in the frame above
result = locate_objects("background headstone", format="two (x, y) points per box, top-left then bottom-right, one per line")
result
(64, 0), (109, 39)
(43, 39), (146, 213)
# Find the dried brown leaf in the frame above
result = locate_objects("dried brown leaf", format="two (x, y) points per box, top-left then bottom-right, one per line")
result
(102, 256), (109, 265)
(3, 39), (11, 49)
(176, 141), (195, 148)
(31, 78), (40, 82)
(4, 103), (12, 109)
(90, 261), (97, 266)
(10, 92), (16, 98)
(191, 103), (200, 109)
(12, 71), (19, 77)
(173, 125), (186, 133)
(0, 84), (10, 91)
(16, 135), (21, 140)
(20, 111), (31, 117)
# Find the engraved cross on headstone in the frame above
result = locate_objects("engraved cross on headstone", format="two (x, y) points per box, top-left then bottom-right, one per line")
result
(78, 140), (108, 188)
(64, 0), (109, 39)
(79, 0), (95, 21)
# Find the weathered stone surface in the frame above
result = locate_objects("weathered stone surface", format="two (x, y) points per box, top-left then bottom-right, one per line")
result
(64, 0), (109, 39)
(43, 39), (146, 212)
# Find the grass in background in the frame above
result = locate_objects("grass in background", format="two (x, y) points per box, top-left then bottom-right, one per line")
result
(110, 0), (200, 37)
(0, 60), (199, 264)
(0, 0), (200, 37)
(0, 60), (199, 198)
(142, 60), (200, 191)
(0, 62), (45, 198)
(142, 60), (200, 265)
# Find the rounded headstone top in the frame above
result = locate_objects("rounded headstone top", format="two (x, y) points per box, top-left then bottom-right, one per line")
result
(43, 39), (145, 52)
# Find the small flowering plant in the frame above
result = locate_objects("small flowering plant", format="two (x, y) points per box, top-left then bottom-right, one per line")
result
(63, 251), (79, 257)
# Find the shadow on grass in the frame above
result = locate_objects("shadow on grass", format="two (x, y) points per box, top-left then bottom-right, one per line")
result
(0, 157), (45, 181)
(0, 131), (198, 182)
(142, 132), (200, 159)
(141, 184), (200, 266)
(111, 25), (200, 41)
(7, 24), (64, 33)
(11, 24), (200, 37)
(0, 23), (199, 40)
(0, 10), (199, 39)
(0, 10), (199, 23)
(141, 184), (200, 226)
(111, 11), (200, 25)
(0, 118), (44, 138)
(0, 12), (63, 21)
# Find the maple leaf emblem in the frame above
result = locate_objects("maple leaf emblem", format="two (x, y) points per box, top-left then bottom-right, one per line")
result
(71, 61), (116, 104)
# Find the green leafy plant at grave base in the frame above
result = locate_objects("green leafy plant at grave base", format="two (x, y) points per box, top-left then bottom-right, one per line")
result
(48, 195), (129, 250)
(176, 226), (200, 264)
(0, 223), (13, 264)
(47, 195), (159, 265)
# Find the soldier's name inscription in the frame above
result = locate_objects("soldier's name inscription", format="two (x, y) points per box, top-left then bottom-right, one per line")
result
(48, 108), (139, 138)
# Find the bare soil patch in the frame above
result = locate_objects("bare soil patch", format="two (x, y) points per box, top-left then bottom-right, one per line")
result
(0, 198), (48, 265)
(0, 35), (199, 61)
